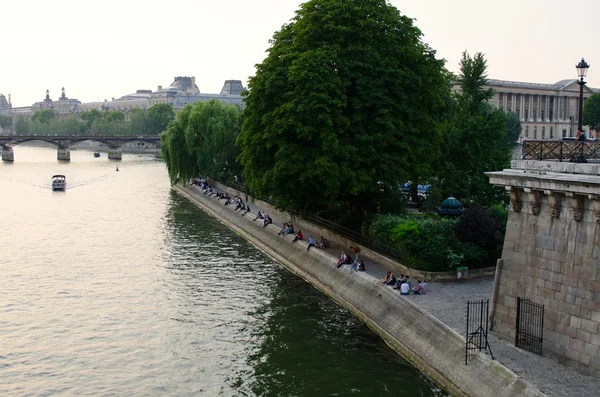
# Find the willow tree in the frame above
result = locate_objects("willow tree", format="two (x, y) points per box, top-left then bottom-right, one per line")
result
(236, 0), (449, 220)
(161, 99), (241, 184)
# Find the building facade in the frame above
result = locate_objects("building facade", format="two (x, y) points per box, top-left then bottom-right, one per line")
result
(484, 79), (599, 140)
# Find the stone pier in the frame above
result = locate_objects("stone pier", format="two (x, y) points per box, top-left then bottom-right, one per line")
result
(108, 148), (122, 160)
(2, 148), (14, 162)
(57, 148), (70, 161)
(487, 160), (600, 376)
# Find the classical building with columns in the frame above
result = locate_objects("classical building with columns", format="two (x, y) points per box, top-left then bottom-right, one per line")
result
(484, 79), (599, 140)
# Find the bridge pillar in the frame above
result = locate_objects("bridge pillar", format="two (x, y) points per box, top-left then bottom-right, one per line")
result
(108, 148), (122, 160)
(1, 148), (14, 162)
(57, 148), (70, 161)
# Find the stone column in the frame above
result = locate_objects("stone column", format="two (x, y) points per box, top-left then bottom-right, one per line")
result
(520, 94), (525, 121)
(503, 92), (507, 110)
(57, 148), (70, 161)
(545, 96), (550, 122)
(529, 95), (534, 121)
(1, 148), (14, 162)
(537, 95), (541, 121)
(108, 148), (122, 160)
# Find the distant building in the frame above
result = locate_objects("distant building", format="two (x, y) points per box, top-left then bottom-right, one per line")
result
(455, 79), (600, 140)
(1, 77), (246, 123)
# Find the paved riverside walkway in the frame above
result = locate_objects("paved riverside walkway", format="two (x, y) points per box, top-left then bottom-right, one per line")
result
(405, 278), (600, 396)
(191, 184), (599, 396)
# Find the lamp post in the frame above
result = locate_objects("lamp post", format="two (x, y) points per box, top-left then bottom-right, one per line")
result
(576, 58), (590, 133)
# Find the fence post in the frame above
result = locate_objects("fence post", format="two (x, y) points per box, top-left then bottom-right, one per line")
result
(515, 297), (521, 347)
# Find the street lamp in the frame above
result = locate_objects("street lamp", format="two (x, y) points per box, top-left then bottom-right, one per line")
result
(576, 58), (590, 134)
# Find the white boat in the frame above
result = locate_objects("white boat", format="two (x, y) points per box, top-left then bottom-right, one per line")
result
(52, 175), (66, 191)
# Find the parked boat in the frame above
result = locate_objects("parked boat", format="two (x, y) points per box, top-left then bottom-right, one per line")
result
(94, 152), (101, 158)
(52, 175), (66, 191)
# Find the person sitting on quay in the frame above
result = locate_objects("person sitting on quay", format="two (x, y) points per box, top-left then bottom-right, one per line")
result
(380, 271), (392, 284)
(349, 245), (361, 262)
(292, 230), (304, 243)
(393, 274), (406, 289)
(336, 251), (347, 267)
(384, 272), (396, 286)
(263, 215), (272, 228)
(400, 280), (410, 295)
(307, 236), (316, 251)
(278, 223), (289, 235)
(412, 280), (426, 295)
(357, 260), (365, 272)
(316, 236), (330, 249)
(336, 251), (352, 268)
(254, 211), (264, 221)
(241, 205), (251, 216)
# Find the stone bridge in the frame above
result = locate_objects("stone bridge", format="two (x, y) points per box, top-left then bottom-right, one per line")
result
(0, 135), (161, 161)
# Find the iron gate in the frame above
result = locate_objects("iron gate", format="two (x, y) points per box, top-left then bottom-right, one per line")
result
(465, 299), (494, 364)
(515, 297), (545, 355)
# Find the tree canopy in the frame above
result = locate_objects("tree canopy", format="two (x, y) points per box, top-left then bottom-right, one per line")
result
(236, 0), (449, 218)
(31, 109), (55, 124)
(435, 52), (510, 206)
(162, 99), (241, 184)
(583, 93), (600, 132)
(147, 103), (175, 134)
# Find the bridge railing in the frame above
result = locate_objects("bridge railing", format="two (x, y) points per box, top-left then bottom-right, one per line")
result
(521, 139), (600, 162)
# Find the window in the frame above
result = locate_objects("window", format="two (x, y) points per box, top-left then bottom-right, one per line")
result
(534, 127), (537, 139)
(525, 126), (529, 137)
(563, 129), (567, 138)
(550, 127), (553, 139)
(542, 127), (545, 139)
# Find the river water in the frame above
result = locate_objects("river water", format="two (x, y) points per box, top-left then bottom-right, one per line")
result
(0, 147), (443, 396)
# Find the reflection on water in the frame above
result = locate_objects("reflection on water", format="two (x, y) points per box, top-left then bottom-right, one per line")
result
(0, 146), (443, 396)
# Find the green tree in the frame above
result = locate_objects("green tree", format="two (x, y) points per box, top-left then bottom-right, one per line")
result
(503, 110), (522, 145)
(583, 93), (600, 133)
(31, 109), (55, 124)
(436, 52), (509, 206)
(103, 110), (125, 123)
(236, 0), (449, 221)
(161, 100), (241, 183)
(80, 109), (103, 130)
(147, 103), (175, 134)
(15, 116), (30, 134)
(130, 108), (149, 134)
(0, 115), (12, 133)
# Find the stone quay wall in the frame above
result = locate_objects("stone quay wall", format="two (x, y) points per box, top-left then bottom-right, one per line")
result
(487, 160), (600, 376)
(211, 181), (496, 282)
(174, 184), (544, 397)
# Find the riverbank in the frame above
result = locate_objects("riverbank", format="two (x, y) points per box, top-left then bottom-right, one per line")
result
(173, 183), (544, 397)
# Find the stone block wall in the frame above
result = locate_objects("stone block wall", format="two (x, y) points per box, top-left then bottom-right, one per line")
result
(488, 160), (600, 376)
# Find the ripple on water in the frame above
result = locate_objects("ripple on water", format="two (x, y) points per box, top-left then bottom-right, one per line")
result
(0, 147), (445, 396)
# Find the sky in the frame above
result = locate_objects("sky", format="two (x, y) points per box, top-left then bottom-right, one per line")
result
(1, 0), (598, 107)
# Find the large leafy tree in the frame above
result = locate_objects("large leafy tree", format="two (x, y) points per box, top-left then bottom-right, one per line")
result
(236, 0), (449, 219)
(436, 52), (509, 206)
(162, 99), (241, 184)
(0, 115), (12, 132)
(147, 103), (175, 135)
(31, 109), (55, 124)
(583, 93), (600, 133)
(80, 109), (103, 130)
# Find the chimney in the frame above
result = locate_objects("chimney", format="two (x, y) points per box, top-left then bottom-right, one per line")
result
(112, 97), (115, 101)
(158, 85), (162, 90)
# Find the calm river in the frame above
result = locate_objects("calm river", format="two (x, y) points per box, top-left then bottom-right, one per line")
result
(0, 146), (443, 396)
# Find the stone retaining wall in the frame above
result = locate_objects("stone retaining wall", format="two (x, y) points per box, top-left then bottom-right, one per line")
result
(210, 180), (496, 282)
(174, 184), (544, 397)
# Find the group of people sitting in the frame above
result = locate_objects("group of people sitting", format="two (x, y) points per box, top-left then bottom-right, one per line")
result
(190, 176), (427, 297)
(381, 272), (427, 295)
(335, 246), (365, 272)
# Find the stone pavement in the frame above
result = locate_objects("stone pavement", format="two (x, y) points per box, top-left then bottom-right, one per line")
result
(196, 184), (599, 396)
(409, 278), (600, 397)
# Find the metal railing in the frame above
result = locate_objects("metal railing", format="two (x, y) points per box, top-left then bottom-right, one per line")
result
(515, 297), (544, 355)
(219, 179), (406, 262)
(465, 299), (494, 364)
(522, 139), (600, 162)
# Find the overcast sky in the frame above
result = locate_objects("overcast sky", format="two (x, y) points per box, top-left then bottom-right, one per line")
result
(1, 0), (598, 107)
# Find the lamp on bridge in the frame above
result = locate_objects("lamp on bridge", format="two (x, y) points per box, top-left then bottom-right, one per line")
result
(576, 58), (590, 136)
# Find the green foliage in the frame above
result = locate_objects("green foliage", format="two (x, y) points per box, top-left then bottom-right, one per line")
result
(161, 100), (241, 184)
(31, 109), (55, 124)
(130, 108), (149, 134)
(436, 52), (509, 206)
(366, 209), (505, 271)
(90, 111), (129, 136)
(504, 110), (522, 145)
(13, 115), (86, 135)
(15, 116), (29, 134)
(583, 93), (600, 132)
(80, 109), (103, 130)
(0, 115), (12, 130)
(147, 103), (175, 134)
(236, 0), (449, 219)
